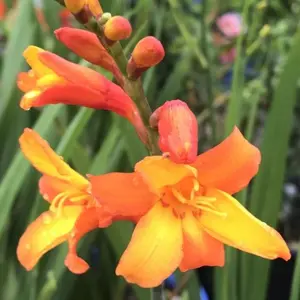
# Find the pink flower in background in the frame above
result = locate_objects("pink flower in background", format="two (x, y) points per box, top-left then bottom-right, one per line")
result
(216, 13), (244, 39)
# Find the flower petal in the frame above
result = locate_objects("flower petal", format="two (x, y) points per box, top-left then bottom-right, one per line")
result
(199, 188), (291, 261)
(116, 202), (183, 288)
(65, 207), (112, 274)
(23, 46), (54, 77)
(19, 128), (88, 189)
(55, 28), (123, 84)
(179, 211), (224, 272)
(192, 127), (261, 194)
(135, 156), (196, 193)
(17, 206), (83, 270)
(39, 175), (75, 202)
(38, 50), (111, 92)
(150, 100), (198, 164)
(89, 172), (157, 217)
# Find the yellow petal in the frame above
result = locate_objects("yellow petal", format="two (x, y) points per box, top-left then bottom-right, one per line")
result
(19, 128), (88, 189)
(179, 211), (224, 272)
(116, 201), (183, 288)
(135, 156), (196, 194)
(199, 189), (291, 261)
(23, 46), (55, 78)
(17, 206), (83, 270)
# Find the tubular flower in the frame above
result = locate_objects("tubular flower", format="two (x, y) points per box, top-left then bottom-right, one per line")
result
(17, 128), (113, 274)
(64, 0), (102, 17)
(17, 46), (147, 142)
(55, 27), (123, 85)
(90, 127), (291, 288)
(150, 100), (198, 164)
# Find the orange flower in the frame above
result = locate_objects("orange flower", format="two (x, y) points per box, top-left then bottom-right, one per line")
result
(64, 0), (102, 17)
(55, 27), (123, 85)
(17, 46), (146, 142)
(0, 0), (6, 20)
(90, 127), (291, 288)
(17, 128), (113, 274)
(150, 100), (198, 164)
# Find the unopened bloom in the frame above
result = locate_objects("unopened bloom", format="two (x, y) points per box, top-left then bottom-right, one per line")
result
(104, 16), (132, 41)
(17, 46), (146, 142)
(64, 0), (102, 17)
(90, 127), (290, 287)
(55, 27), (123, 84)
(150, 100), (198, 164)
(216, 12), (244, 39)
(17, 129), (113, 273)
(127, 36), (165, 78)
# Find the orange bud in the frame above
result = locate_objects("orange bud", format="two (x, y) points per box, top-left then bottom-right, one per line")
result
(104, 16), (132, 41)
(132, 36), (165, 68)
(150, 100), (198, 164)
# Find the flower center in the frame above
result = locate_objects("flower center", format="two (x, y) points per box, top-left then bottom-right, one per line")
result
(49, 189), (93, 217)
(161, 166), (226, 219)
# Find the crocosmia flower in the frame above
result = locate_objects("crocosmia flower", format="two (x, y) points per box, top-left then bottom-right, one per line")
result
(17, 46), (147, 142)
(17, 129), (113, 274)
(64, 0), (102, 17)
(90, 127), (290, 287)
(150, 100), (198, 164)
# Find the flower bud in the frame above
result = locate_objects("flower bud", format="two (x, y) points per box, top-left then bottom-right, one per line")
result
(150, 100), (198, 164)
(127, 36), (165, 79)
(104, 16), (132, 41)
(132, 36), (165, 68)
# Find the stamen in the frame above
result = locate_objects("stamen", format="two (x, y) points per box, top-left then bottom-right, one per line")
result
(183, 165), (198, 178)
(171, 188), (188, 204)
(192, 178), (199, 191)
(195, 196), (216, 202)
(196, 205), (227, 218)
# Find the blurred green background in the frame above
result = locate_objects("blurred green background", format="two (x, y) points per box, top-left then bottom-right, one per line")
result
(1, 0), (300, 299)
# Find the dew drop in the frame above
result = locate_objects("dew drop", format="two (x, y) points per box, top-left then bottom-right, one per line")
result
(42, 213), (52, 225)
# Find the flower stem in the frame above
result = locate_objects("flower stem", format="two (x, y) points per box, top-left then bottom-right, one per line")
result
(85, 18), (161, 154)
(151, 285), (165, 300)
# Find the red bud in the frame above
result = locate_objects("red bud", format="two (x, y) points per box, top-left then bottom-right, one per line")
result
(150, 100), (198, 164)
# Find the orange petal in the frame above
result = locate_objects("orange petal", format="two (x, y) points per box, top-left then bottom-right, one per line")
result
(179, 211), (224, 272)
(199, 188), (291, 261)
(17, 72), (37, 93)
(23, 46), (55, 77)
(135, 156), (196, 194)
(38, 50), (110, 92)
(64, 0), (85, 13)
(151, 100), (198, 164)
(87, 0), (103, 16)
(192, 127), (261, 194)
(39, 175), (75, 202)
(116, 202), (183, 288)
(65, 207), (112, 274)
(55, 28), (123, 85)
(89, 173), (157, 217)
(19, 128), (88, 189)
(17, 206), (83, 270)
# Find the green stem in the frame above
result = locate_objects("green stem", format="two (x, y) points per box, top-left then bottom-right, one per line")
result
(151, 285), (165, 300)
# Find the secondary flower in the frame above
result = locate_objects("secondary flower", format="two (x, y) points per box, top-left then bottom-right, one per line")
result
(17, 128), (113, 274)
(90, 127), (291, 287)
(17, 46), (146, 142)
(64, 0), (102, 17)
(150, 100), (198, 164)
(55, 27), (123, 85)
